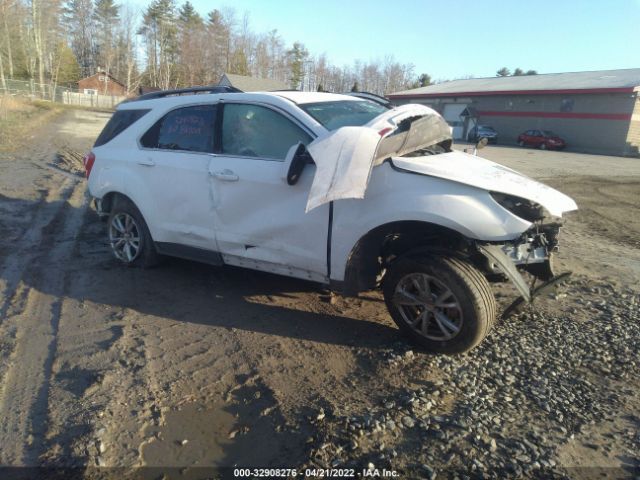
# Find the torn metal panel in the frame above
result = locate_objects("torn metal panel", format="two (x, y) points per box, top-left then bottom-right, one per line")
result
(374, 112), (452, 163)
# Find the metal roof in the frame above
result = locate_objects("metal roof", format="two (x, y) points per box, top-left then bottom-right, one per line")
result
(389, 68), (640, 98)
(218, 73), (289, 92)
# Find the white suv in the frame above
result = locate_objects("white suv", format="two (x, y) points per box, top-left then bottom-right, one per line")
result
(85, 86), (577, 354)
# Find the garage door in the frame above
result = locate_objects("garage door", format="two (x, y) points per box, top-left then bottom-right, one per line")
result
(442, 104), (468, 140)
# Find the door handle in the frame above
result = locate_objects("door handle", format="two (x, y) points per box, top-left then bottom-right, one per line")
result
(137, 158), (155, 166)
(211, 169), (239, 182)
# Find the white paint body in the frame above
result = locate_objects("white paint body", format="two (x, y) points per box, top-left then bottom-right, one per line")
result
(88, 91), (577, 285)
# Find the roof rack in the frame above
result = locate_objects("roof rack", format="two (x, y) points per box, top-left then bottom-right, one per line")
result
(345, 91), (391, 107)
(134, 85), (243, 101)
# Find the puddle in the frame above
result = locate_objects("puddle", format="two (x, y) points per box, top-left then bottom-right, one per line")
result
(141, 382), (310, 468)
(141, 403), (236, 467)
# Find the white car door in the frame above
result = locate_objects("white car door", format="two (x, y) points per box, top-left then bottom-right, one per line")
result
(208, 102), (330, 282)
(137, 103), (218, 253)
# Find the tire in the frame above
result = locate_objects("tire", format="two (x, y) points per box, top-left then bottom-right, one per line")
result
(382, 255), (496, 354)
(540, 143), (547, 150)
(518, 140), (525, 147)
(107, 196), (159, 268)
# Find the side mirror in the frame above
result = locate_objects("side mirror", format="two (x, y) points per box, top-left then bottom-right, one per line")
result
(285, 143), (313, 185)
(476, 137), (489, 150)
(473, 137), (489, 156)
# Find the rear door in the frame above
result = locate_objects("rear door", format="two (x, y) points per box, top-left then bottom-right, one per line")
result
(208, 102), (330, 281)
(138, 103), (218, 251)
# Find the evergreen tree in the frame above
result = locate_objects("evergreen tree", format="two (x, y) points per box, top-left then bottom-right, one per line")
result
(513, 68), (524, 76)
(415, 73), (431, 87)
(525, 69), (538, 75)
(93, 0), (119, 83)
(139, 0), (178, 88)
(178, 1), (199, 24)
(496, 67), (510, 77)
(351, 81), (359, 92)
(62, 0), (95, 77)
(286, 41), (308, 89)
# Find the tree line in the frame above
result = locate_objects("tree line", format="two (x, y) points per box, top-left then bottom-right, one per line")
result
(0, 0), (425, 96)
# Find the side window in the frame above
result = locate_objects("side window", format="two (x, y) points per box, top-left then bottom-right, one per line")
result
(141, 105), (216, 153)
(95, 109), (150, 147)
(221, 103), (312, 160)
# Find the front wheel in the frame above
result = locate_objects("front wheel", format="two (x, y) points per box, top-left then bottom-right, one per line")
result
(540, 143), (547, 150)
(383, 255), (496, 354)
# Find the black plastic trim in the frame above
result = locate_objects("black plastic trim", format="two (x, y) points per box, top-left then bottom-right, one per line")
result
(327, 201), (334, 280)
(155, 242), (223, 266)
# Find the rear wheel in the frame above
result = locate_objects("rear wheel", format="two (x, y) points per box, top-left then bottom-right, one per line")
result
(107, 196), (159, 268)
(383, 255), (496, 354)
(518, 140), (525, 147)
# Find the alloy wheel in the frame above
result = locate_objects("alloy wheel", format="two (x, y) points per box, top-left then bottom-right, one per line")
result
(392, 273), (464, 340)
(109, 212), (141, 262)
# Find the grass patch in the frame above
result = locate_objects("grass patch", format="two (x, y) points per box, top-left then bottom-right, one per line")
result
(0, 96), (63, 153)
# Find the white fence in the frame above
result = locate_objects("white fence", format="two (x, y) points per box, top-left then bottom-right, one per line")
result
(61, 91), (126, 109)
(0, 79), (126, 110)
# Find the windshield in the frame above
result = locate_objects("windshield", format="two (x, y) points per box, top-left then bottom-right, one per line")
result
(301, 100), (389, 130)
(478, 126), (495, 132)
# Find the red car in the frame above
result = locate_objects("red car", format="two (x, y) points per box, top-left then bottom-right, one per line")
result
(517, 130), (566, 150)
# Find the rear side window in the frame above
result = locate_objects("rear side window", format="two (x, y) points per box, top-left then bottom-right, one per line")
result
(141, 105), (216, 153)
(94, 109), (150, 147)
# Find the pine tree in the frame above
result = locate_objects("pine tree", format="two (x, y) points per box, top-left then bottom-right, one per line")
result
(496, 67), (510, 77)
(286, 41), (308, 90)
(139, 0), (178, 88)
(93, 0), (119, 88)
(62, 0), (95, 77)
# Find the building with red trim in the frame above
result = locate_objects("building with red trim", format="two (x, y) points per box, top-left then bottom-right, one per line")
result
(388, 68), (640, 157)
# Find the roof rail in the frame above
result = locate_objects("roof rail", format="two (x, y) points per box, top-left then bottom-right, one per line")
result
(345, 91), (391, 107)
(134, 85), (243, 101)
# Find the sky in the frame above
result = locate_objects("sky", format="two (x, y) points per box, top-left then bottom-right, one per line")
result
(131, 0), (640, 80)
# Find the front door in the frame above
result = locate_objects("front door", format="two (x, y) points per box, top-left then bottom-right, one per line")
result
(208, 102), (329, 282)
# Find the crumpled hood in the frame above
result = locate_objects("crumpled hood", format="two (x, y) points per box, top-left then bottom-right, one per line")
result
(305, 104), (451, 212)
(391, 150), (578, 217)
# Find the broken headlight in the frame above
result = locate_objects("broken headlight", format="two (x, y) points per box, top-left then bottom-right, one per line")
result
(490, 192), (545, 222)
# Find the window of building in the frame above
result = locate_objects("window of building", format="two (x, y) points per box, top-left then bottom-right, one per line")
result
(141, 105), (217, 153)
(560, 98), (574, 112)
(84, 89), (97, 95)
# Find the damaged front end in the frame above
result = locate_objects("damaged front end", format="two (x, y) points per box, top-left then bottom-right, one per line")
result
(478, 216), (571, 317)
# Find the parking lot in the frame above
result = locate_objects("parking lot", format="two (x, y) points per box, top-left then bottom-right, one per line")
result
(0, 109), (638, 478)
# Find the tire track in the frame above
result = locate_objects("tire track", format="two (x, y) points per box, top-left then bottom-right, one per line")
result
(0, 178), (87, 465)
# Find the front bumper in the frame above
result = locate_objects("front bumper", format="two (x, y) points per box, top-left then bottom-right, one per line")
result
(478, 223), (566, 303)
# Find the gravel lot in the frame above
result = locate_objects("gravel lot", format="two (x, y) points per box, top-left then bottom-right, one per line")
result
(0, 111), (638, 479)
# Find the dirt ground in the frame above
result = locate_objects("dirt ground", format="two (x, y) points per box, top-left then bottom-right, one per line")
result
(0, 109), (638, 479)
